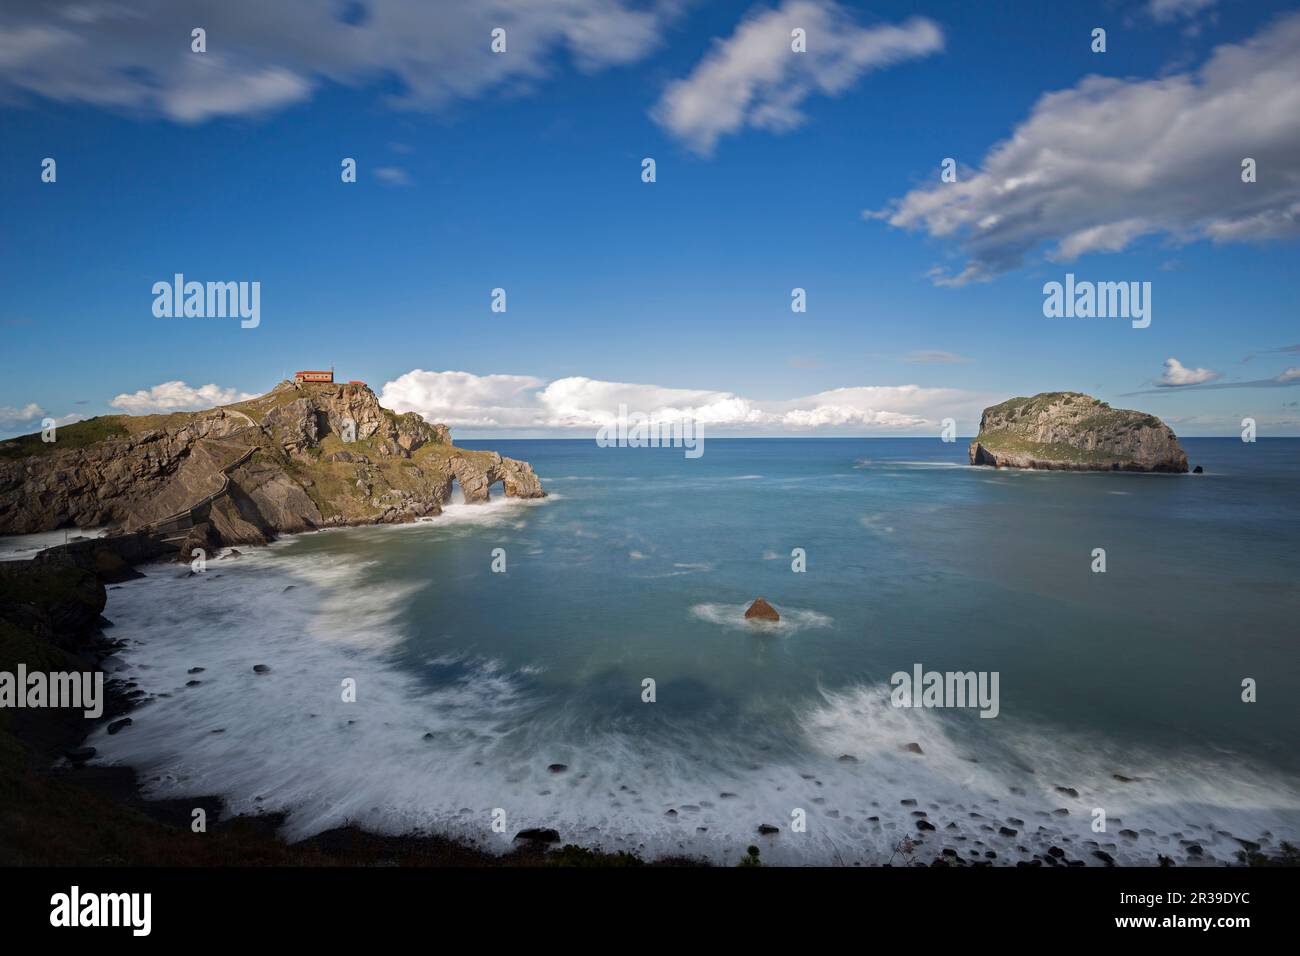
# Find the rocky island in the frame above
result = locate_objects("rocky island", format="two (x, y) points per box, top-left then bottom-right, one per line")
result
(0, 378), (545, 566)
(968, 392), (1188, 473)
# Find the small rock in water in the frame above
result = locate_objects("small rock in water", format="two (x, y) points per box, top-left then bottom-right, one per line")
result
(837, 754), (858, 763)
(185, 679), (202, 687)
(514, 828), (560, 844)
(187, 667), (205, 674)
(64, 746), (96, 763)
(916, 820), (936, 832)
(757, 823), (780, 835)
(900, 742), (924, 755)
(1055, 786), (1080, 798)
(107, 718), (132, 735)
(1092, 850), (1116, 865)
(744, 598), (780, 622)
(547, 763), (568, 774)
(1193, 465), (1203, 474)
(253, 664), (271, 674)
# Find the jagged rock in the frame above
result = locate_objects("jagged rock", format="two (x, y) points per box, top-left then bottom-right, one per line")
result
(450, 453), (546, 503)
(744, 598), (779, 621)
(968, 392), (1188, 472)
(0, 380), (543, 551)
(177, 522), (218, 565)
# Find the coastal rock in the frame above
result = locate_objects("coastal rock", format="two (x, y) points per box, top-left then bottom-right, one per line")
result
(0, 561), (106, 652)
(0, 380), (544, 552)
(744, 598), (780, 622)
(449, 453), (546, 503)
(514, 828), (561, 844)
(968, 392), (1188, 473)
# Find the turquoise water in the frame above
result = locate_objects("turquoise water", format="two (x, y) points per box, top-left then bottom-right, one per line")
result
(92, 438), (1300, 864)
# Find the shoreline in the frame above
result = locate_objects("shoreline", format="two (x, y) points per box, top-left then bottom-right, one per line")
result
(3, 523), (1296, 868)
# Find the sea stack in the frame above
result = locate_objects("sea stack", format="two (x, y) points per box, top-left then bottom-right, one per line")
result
(968, 392), (1188, 473)
(744, 598), (780, 622)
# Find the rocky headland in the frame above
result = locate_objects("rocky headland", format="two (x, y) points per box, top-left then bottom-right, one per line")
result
(968, 392), (1188, 473)
(0, 379), (545, 564)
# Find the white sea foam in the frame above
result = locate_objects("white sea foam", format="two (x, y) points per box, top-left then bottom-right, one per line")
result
(0, 527), (109, 561)
(87, 527), (1299, 866)
(689, 602), (833, 634)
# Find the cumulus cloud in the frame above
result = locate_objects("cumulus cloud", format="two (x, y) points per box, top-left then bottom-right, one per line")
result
(1156, 357), (1220, 387)
(1149, 0), (1217, 22)
(870, 13), (1300, 285)
(0, 0), (676, 123)
(380, 369), (984, 434)
(379, 370), (546, 428)
(1124, 364), (1300, 395)
(0, 402), (44, 427)
(374, 166), (412, 186)
(653, 1), (942, 155)
(109, 381), (258, 414)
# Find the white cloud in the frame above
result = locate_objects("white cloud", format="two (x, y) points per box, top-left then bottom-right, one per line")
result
(0, 1), (676, 123)
(374, 166), (412, 186)
(871, 13), (1300, 285)
(1156, 357), (1220, 387)
(380, 370), (547, 428)
(0, 402), (44, 427)
(1149, 0), (1217, 23)
(653, 1), (942, 155)
(380, 369), (985, 434)
(1277, 367), (1300, 383)
(109, 381), (258, 414)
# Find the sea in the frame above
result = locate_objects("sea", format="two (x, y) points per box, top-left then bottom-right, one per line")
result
(33, 437), (1298, 865)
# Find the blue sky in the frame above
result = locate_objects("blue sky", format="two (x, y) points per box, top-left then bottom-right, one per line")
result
(1, 0), (1298, 437)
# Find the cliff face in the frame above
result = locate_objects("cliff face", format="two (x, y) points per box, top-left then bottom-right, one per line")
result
(968, 392), (1188, 473)
(0, 380), (545, 546)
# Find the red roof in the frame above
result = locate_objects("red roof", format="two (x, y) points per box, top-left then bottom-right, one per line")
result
(296, 370), (331, 376)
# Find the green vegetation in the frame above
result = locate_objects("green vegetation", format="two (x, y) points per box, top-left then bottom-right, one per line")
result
(0, 416), (130, 460)
(973, 430), (1119, 464)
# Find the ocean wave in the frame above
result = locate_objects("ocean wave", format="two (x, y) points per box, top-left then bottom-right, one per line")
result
(0, 526), (110, 561)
